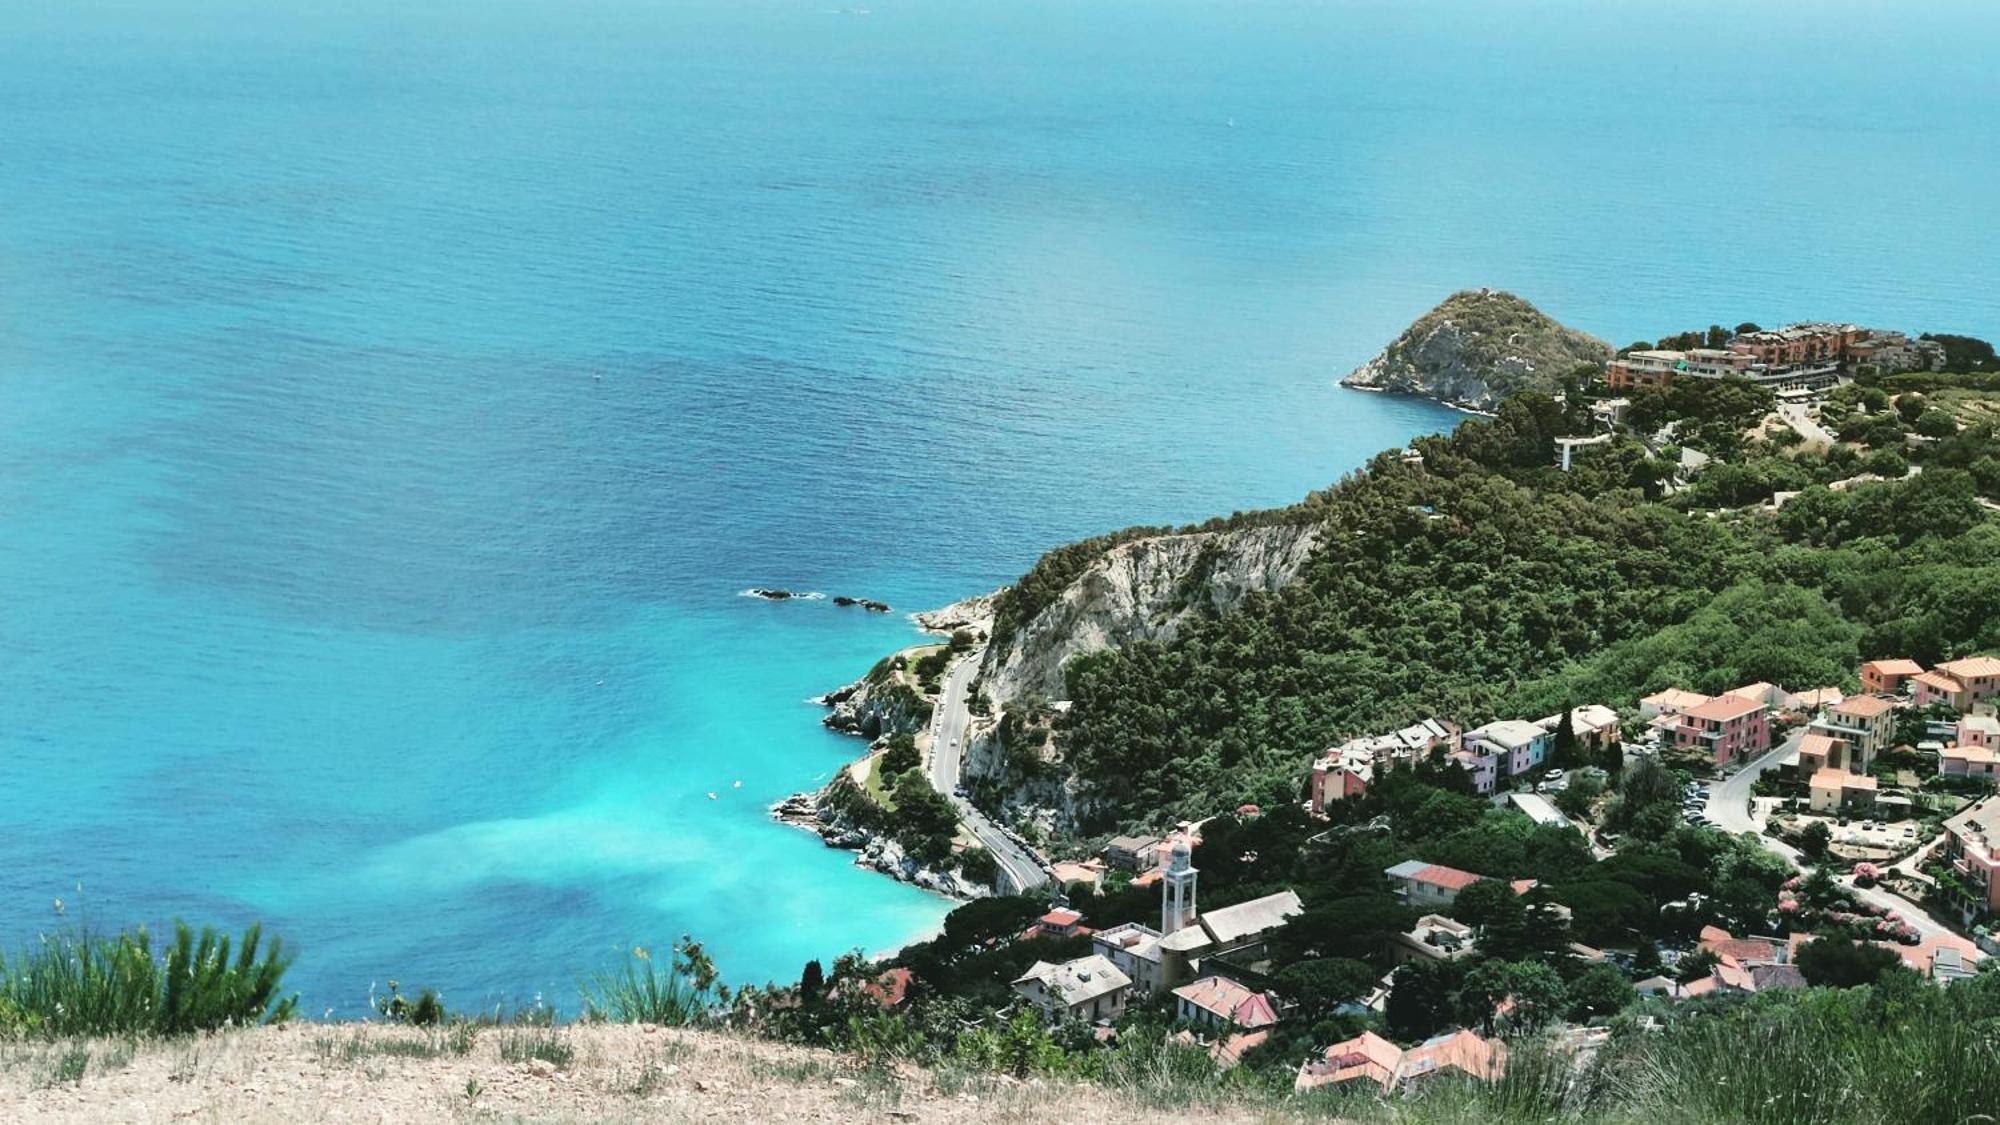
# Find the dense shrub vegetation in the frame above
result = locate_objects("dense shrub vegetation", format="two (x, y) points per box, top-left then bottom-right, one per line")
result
(1034, 385), (2000, 829)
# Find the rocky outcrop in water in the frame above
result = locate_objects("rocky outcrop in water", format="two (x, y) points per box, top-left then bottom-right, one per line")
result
(771, 787), (991, 899)
(913, 592), (999, 639)
(1340, 289), (1611, 412)
(831, 596), (893, 613)
(818, 672), (931, 740)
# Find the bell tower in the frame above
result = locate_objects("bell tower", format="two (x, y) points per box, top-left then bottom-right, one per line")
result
(1161, 837), (1198, 934)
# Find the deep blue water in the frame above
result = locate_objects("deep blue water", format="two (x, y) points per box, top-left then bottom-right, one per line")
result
(1, 0), (1995, 1014)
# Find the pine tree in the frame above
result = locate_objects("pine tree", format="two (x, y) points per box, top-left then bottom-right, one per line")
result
(1554, 706), (1578, 768)
(799, 959), (824, 1004)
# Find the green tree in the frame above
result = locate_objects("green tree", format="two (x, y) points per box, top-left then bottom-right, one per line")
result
(1797, 936), (1903, 989)
(1799, 821), (1833, 860)
(1566, 962), (1637, 1021)
(1386, 959), (1458, 1040)
(799, 959), (825, 1004)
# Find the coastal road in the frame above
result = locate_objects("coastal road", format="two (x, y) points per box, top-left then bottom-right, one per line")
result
(1705, 729), (1958, 944)
(929, 650), (1049, 894)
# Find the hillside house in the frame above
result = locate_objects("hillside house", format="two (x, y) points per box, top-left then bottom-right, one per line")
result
(1171, 974), (1281, 1032)
(1915, 658), (2000, 712)
(1940, 799), (2000, 917)
(1862, 659), (1925, 695)
(1464, 719), (1552, 777)
(1809, 768), (1878, 814)
(1385, 861), (1487, 909)
(1675, 694), (1771, 766)
(1296, 1029), (1506, 1094)
(1390, 915), (1477, 965)
(1537, 704), (1622, 752)
(1809, 695), (1897, 773)
(1013, 955), (1132, 1023)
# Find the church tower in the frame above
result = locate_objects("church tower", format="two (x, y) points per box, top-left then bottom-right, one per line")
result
(1161, 836), (1198, 934)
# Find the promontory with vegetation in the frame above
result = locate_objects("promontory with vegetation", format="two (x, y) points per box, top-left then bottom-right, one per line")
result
(1338, 288), (1614, 411)
(18, 299), (2000, 1124)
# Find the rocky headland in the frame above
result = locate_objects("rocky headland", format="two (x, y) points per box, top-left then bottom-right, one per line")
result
(1340, 288), (1611, 412)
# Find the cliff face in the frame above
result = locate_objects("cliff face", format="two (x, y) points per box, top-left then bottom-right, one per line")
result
(974, 522), (1324, 710)
(819, 670), (931, 740)
(1340, 289), (1611, 411)
(956, 522), (1324, 835)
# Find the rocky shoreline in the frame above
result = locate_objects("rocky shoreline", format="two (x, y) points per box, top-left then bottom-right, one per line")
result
(770, 789), (988, 900)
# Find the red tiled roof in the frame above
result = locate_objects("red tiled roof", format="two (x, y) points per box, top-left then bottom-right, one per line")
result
(860, 968), (912, 1008)
(1864, 659), (1924, 676)
(1414, 864), (1485, 891)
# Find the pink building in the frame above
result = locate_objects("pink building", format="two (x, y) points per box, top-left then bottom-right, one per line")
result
(1675, 694), (1770, 766)
(1939, 658), (2000, 710)
(1941, 799), (2000, 917)
(1309, 756), (1373, 813)
(1450, 746), (1499, 795)
(1728, 323), (1866, 368)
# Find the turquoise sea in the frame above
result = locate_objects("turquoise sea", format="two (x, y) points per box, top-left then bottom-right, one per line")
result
(2, 0), (1996, 1013)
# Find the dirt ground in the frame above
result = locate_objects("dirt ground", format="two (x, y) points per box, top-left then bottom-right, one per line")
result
(0, 1023), (1290, 1124)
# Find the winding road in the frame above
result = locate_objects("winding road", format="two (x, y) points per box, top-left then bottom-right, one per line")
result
(929, 650), (1049, 894)
(1704, 729), (1957, 943)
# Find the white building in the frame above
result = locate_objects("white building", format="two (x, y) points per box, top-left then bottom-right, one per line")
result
(1012, 954), (1132, 1023)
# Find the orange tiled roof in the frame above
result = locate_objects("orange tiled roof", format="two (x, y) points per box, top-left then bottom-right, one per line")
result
(1686, 694), (1766, 722)
(1833, 695), (1896, 718)
(1864, 659), (1924, 676)
(1941, 656), (2000, 679)
(1300, 1031), (1403, 1092)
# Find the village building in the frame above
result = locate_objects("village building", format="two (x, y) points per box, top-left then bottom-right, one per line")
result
(1103, 834), (1163, 872)
(1675, 693), (1771, 766)
(1092, 922), (1166, 996)
(1463, 719), (1552, 777)
(1940, 742), (2000, 783)
(1809, 768), (1878, 814)
(1914, 658), (2000, 712)
(1797, 732), (1848, 775)
(1727, 682), (1792, 711)
(1384, 861), (1487, 909)
(1449, 744), (1500, 795)
(1537, 704), (1622, 752)
(1506, 791), (1574, 830)
(1295, 1029), (1507, 1094)
(1639, 688), (1711, 719)
(1939, 798), (2000, 917)
(1792, 686), (1846, 712)
(1309, 719), (1460, 812)
(1170, 973), (1281, 1032)
(1024, 907), (1087, 940)
(1119, 839), (1305, 991)
(1808, 695), (1897, 773)
(1963, 713), (2000, 750)
(1012, 954), (1132, 1023)
(1389, 914), (1476, 965)
(1861, 659), (1926, 695)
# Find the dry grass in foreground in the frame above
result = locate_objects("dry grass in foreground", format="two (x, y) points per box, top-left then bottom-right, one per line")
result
(0, 1022), (1302, 1124)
